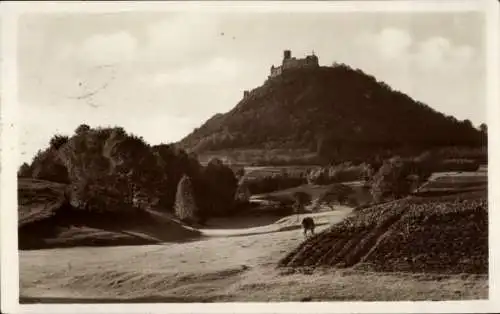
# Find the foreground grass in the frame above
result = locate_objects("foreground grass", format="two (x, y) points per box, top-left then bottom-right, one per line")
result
(20, 225), (487, 302)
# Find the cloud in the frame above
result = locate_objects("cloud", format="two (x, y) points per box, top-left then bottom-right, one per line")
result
(415, 36), (452, 69)
(375, 28), (413, 60)
(83, 32), (137, 64)
(356, 28), (477, 71)
(150, 57), (243, 86)
(355, 27), (478, 74)
(58, 31), (138, 66)
(52, 14), (224, 76)
(348, 27), (483, 124)
(141, 13), (221, 64)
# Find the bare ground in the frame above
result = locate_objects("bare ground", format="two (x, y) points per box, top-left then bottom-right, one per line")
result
(19, 207), (487, 303)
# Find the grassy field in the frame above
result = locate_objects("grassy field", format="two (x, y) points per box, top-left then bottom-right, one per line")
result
(19, 168), (489, 302)
(20, 214), (487, 303)
(242, 165), (315, 180)
(415, 166), (487, 195)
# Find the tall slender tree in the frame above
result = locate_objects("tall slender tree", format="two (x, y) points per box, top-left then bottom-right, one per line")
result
(293, 191), (312, 222)
(174, 175), (199, 224)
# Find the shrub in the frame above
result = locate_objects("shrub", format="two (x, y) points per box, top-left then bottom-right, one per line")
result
(346, 194), (359, 207)
(317, 183), (355, 208)
(67, 174), (136, 214)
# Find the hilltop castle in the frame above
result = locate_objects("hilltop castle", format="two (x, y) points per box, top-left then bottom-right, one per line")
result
(243, 49), (320, 98)
(269, 49), (319, 78)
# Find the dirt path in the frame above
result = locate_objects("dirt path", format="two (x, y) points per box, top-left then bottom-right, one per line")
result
(199, 208), (352, 237)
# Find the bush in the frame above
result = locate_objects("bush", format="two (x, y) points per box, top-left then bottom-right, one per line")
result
(317, 183), (355, 208)
(67, 174), (136, 214)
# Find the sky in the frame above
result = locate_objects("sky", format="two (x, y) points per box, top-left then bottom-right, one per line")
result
(17, 11), (486, 164)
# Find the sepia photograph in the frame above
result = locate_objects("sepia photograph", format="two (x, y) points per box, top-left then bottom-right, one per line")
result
(1, 0), (499, 313)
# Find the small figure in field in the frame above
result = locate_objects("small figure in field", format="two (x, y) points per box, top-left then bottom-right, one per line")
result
(302, 217), (315, 238)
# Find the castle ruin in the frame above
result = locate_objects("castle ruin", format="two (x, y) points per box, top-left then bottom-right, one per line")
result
(269, 49), (319, 79)
(242, 49), (320, 98)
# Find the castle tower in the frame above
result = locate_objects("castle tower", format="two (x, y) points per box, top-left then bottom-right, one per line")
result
(283, 50), (291, 60)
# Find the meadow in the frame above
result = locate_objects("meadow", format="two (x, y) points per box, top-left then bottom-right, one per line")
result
(19, 166), (488, 302)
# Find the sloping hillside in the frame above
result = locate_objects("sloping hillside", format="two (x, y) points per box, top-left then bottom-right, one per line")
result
(279, 190), (488, 274)
(18, 178), (201, 250)
(180, 65), (482, 162)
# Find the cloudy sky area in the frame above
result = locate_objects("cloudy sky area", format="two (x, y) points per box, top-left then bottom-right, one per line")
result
(18, 11), (485, 164)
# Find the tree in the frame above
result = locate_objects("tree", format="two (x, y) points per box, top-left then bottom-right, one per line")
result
(18, 162), (32, 177)
(463, 119), (474, 129)
(174, 175), (200, 224)
(292, 191), (312, 222)
(75, 124), (90, 135)
(479, 123), (488, 145)
(317, 183), (354, 209)
(49, 134), (69, 150)
(30, 149), (70, 183)
(413, 151), (439, 182)
(235, 183), (251, 203)
(479, 123), (487, 135)
(235, 167), (245, 180)
(201, 158), (238, 217)
(370, 156), (413, 202)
